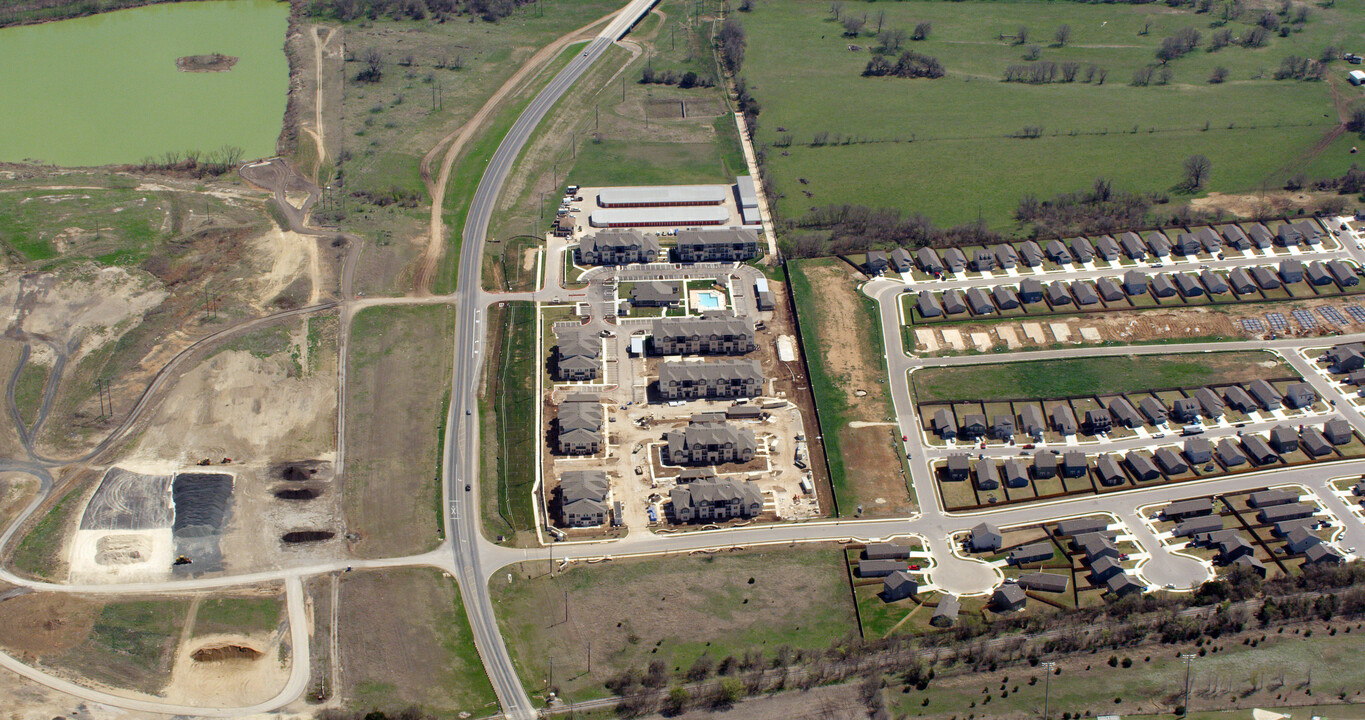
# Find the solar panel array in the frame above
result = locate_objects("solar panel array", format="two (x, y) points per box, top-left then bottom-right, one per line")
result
(1291, 309), (1317, 329)
(1319, 306), (1349, 326)
(1266, 312), (1289, 333)
(1348, 305), (1365, 324)
(1241, 318), (1265, 333)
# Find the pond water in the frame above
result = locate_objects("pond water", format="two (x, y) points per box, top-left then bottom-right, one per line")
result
(0, 0), (289, 167)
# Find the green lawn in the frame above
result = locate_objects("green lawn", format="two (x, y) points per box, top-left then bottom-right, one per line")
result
(741, 0), (1365, 230)
(912, 351), (1291, 402)
(12, 486), (84, 580)
(193, 595), (283, 636)
(481, 301), (539, 543)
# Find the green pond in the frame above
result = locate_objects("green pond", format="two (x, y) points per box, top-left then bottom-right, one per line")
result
(0, 0), (289, 167)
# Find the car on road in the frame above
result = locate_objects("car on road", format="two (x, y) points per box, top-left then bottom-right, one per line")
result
(465, 484), (471, 491)
(1023, 443), (1036, 449)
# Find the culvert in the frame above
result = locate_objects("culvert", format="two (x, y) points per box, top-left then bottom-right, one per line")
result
(191, 644), (263, 662)
(281, 530), (334, 543)
(274, 488), (321, 501)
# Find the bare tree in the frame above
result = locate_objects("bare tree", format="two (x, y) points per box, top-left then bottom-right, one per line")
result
(1183, 154), (1212, 189)
(1209, 66), (1229, 83)
(842, 15), (865, 37)
(1054, 24), (1071, 46)
(912, 21), (932, 41)
(874, 9), (885, 33)
(878, 27), (907, 53)
(829, 1), (844, 20)
(1014, 25), (1029, 45)
(357, 47), (383, 82)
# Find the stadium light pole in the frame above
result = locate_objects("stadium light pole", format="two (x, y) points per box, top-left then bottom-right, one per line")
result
(1040, 661), (1056, 720)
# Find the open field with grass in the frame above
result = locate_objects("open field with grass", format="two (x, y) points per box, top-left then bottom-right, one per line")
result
(58, 599), (189, 695)
(912, 350), (1290, 402)
(491, 546), (858, 705)
(11, 479), (90, 580)
(480, 301), (538, 544)
(191, 594), (283, 637)
(343, 305), (453, 557)
(338, 567), (495, 716)
(742, 0), (1365, 230)
(789, 259), (913, 516)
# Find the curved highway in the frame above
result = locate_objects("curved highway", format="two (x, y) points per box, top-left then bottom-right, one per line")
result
(441, 2), (658, 718)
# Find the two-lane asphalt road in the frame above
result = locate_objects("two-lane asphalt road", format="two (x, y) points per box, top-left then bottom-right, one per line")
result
(440, 2), (658, 717)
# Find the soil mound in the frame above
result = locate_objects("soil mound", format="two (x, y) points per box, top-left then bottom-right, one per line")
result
(171, 473), (233, 537)
(191, 644), (262, 662)
(274, 487), (321, 501)
(281, 530), (333, 543)
(274, 460), (331, 482)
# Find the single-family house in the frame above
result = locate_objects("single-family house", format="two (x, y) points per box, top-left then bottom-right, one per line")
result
(1248, 489), (1298, 508)
(1306, 261), (1333, 287)
(916, 247), (944, 274)
(1096, 454), (1126, 486)
(1046, 239), (1073, 264)
(1068, 236), (1096, 263)
(1164, 498), (1214, 520)
(1122, 270), (1149, 295)
(1196, 227), (1223, 253)
(1097, 276), (1125, 302)
(1201, 269), (1230, 295)
(1046, 281), (1073, 306)
(1019, 278), (1044, 304)
(945, 453), (970, 481)
(993, 243), (1019, 268)
(1293, 219), (1324, 245)
(1127, 452), (1161, 481)
(1242, 434), (1279, 465)
(992, 583), (1027, 611)
(1139, 396), (1169, 425)
(1328, 260), (1359, 287)
(1050, 404), (1078, 435)
(1003, 459), (1030, 488)
(1284, 382), (1316, 409)
(1246, 223), (1274, 249)
(1304, 543), (1343, 565)
(889, 247), (914, 273)
(942, 247), (967, 273)
(1234, 555), (1269, 577)
(1251, 266), (1281, 290)
(1220, 224), (1251, 250)
(1151, 273), (1178, 298)
(1257, 503), (1315, 524)
(1279, 259), (1306, 284)
(882, 571), (919, 601)
(1062, 450), (1088, 478)
(1184, 437), (1214, 465)
(1326, 343), (1365, 371)
(1224, 385), (1257, 413)
(1054, 517), (1109, 537)
(1032, 450), (1058, 479)
(1174, 515), (1224, 537)
(1155, 447), (1189, 475)
(1217, 535), (1254, 563)
(1175, 273), (1204, 297)
(858, 559), (907, 578)
(976, 461), (1002, 491)
(1075, 532), (1121, 561)
(931, 408), (956, 439)
(966, 287), (995, 315)
(961, 414), (988, 439)
(1105, 572), (1146, 597)
(1020, 241), (1045, 267)
(942, 290), (967, 315)
(970, 249), (996, 272)
(1284, 527), (1321, 554)
(992, 415), (1015, 440)
(1248, 380), (1283, 410)
(1095, 235), (1121, 261)
(865, 251), (889, 275)
(1020, 405), (1046, 438)
(1324, 417), (1353, 445)
(1275, 223), (1303, 247)
(1088, 556), (1125, 584)
(931, 595), (961, 627)
(1086, 408), (1113, 434)
(1018, 573), (1069, 593)
(1147, 231), (1171, 257)
(1228, 267), (1257, 295)
(1009, 542), (1055, 565)
(1073, 281), (1100, 305)
(993, 285), (1021, 309)
(1119, 232), (1147, 260)
(1174, 233), (1201, 256)
(1217, 438), (1247, 466)
(917, 292), (944, 318)
(1107, 397), (1143, 428)
(1268, 425), (1298, 453)
(1302, 426), (1333, 456)
(1172, 397), (1201, 422)
(1195, 388), (1225, 419)
(970, 523), (1003, 552)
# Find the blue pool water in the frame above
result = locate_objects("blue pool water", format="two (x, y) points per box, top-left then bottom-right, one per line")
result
(696, 292), (722, 309)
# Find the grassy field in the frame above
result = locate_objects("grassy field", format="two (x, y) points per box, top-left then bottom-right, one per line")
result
(57, 599), (189, 695)
(912, 351), (1290, 402)
(491, 547), (858, 705)
(741, 0), (1365, 230)
(11, 483), (86, 579)
(343, 305), (453, 557)
(789, 259), (912, 516)
(338, 567), (495, 716)
(192, 594), (283, 637)
(891, 618), (1365, 719)
(480, 301), (538, 544)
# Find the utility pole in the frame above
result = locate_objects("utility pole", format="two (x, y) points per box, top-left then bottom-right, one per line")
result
(564, 589), (570, 624)
(1040, 661), (1055, 720)
(1180, 653), (1197, 717)
(621, 76), (625, 102)
(595, 105), (599, 132)
(571, 131), (576, 159)
(587, 639), (592, 674)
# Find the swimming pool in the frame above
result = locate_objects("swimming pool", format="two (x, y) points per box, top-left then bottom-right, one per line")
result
(696, 291), (723, 310)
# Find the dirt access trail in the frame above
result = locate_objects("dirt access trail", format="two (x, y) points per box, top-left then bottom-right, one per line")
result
(301, 25), (338, 181)
(412, 7), (625, 295)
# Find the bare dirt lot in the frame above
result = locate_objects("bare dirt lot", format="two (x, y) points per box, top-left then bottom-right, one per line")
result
(337, 567), (495, 715)
(491, 546), (858, 705)
(791, 260), (911, 516)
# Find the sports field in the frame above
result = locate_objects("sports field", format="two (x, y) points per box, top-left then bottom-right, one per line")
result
(741, 0), (1365, 230)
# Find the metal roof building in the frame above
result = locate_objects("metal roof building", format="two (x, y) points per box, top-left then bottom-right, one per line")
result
(597, 184), (728, 207)
(589, 206), (729, 228)
(735, 176), (759, 208)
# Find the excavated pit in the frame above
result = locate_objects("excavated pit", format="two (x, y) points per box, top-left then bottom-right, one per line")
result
(272, 460), (332, 482)
(281, 530), (333, 543)
(273, 487), (321, 501)
(191, 644), (263, 662)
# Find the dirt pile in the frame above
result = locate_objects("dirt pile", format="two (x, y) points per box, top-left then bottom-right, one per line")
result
(281, 530), (333, 543)
(171, 473), (233, 537)
(191, 643), (262, 662)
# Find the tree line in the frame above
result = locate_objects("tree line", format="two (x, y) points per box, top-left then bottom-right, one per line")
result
(304, 0), (535, 22)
